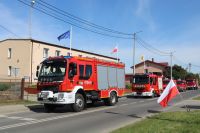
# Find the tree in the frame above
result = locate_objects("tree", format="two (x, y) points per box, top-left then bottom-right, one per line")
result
(163, 64), (187, 80)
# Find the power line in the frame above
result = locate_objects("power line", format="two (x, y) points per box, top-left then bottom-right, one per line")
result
(136, 38), (170, 56)
(137, 36), (170, 55)
(0, 24), (20, 38)
(191, 64), (200, 68)
(173, 56), (188, 66)
(17, 0), (133, 39)
(38, 0), (133, 36)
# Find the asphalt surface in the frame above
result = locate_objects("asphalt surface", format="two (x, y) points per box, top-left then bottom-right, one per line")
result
(0, 89), (200, 133)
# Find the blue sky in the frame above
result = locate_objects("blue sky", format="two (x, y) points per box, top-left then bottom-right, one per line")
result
(0, 0), (200, 73)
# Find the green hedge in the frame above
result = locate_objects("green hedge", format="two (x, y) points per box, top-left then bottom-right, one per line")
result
(126, 83), (132, 89)
(0, 84), (10, 91)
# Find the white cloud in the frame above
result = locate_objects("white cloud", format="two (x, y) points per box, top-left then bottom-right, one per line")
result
(135, 0), (156, 32)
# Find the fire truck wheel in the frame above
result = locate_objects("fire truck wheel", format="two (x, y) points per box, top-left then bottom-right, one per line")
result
(44, 104), (56, 112)
(104, 92), (118, 106)
(71, 93), (85, 112)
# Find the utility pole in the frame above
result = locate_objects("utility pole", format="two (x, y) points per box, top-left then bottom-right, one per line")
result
(29, 0), (35, 39)
(133, 33), (136, 75)
(189, 63), (191, 73)
(170, 52), (173, 80)
(133, 31), (142, 76)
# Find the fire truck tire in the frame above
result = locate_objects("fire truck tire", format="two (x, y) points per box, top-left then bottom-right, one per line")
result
(104, 92), (118, 106)
(44, 104), (56, 112)
(151, 91), (156, 98)
(71, 93), (85, 112)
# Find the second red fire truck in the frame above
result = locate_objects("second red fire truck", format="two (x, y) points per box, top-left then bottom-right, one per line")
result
(131, 73), (163, 97)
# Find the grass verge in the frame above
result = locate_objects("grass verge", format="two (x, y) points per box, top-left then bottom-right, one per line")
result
(112, 111), (200, 133)
(0, 100), (38, 106)
(193, 96), (200, 100)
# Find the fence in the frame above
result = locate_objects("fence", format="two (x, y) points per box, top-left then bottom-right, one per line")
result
(0, 78), (31, 100)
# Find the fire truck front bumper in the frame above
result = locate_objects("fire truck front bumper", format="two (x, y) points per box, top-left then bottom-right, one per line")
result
(37, 91), (75, 104)
(132, 91), (153, 97)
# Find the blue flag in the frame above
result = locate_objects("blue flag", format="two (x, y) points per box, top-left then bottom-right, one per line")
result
(57, 30), (70, 41)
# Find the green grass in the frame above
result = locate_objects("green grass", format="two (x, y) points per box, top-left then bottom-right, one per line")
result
(112, 111), (200, 133)
(0, 100), (38, 106)
(193, 96), (200, 100)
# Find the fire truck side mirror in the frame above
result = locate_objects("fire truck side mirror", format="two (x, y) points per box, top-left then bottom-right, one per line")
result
(36, 66), (40, 77)
(37, 65), (40, 70)
(36, 71), (39, 77)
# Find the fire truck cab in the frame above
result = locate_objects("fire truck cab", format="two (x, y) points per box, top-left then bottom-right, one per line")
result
(131, 73), (163, 97)
(36, 56), (125, 112)
(177, 79), (187, 92)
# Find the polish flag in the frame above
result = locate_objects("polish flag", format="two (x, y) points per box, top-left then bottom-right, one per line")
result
(157, 79), (180, 107)
(111, 46), (118, 53)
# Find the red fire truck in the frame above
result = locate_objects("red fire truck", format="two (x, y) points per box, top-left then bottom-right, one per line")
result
(131, 73), (163, 97)
(163, 78), (177, 90)
(177, 79), (187, 92)
(163, 78), (170, 90)
(36, 56), (125, 112)
(186, 79), (199, 90)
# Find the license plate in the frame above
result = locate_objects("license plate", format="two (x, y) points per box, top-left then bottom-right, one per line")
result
(41, 92), (49, 99)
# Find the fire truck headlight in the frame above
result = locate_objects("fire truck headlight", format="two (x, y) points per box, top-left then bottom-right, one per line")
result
(58, 93), (64, 100)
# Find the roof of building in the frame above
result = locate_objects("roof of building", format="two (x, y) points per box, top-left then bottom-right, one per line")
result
(0, 38), (117, 60)
(131, 60), (169, 69)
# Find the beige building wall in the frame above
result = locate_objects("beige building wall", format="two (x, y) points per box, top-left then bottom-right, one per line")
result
(0, 39), (117, 82)
(135, 62), (165, 74)
(0, 40), (31, 80)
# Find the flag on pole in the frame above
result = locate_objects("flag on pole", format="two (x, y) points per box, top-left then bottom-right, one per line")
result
(157, 79), (180, 107)
(141, 55), (144, 61)
(111, 46), (118, 53)
(57, 30), (70, 41)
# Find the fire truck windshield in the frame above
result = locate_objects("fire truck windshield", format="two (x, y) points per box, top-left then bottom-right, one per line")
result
(134, 76), (149, 84)
(39, 60), (66, 81)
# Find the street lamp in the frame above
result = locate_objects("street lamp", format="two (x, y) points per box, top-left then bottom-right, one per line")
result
(133, 31), (142, 75)
(29, 0), (35, 39)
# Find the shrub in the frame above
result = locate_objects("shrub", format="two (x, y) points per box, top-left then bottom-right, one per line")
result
(126, 83), (132, 89)
(0, 84), (10, 91)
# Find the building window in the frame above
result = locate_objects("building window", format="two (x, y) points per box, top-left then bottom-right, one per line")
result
(8, 66), (12, 76)
(8, 48), (12, 58)
(55, 50), (60, 56)
(12, 68), (20, 77)
(43, 48), (49, 58)
(67, 52), (70, 56)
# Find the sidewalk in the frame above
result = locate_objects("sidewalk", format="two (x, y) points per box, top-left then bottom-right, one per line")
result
(164, 99), (200, 112)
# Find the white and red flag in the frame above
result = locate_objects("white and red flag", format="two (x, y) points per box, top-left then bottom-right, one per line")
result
(157, 79), (180, 107)
(111, 46), (118, 53)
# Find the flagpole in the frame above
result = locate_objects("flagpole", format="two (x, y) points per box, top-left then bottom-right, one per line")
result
(117, 44), (118, 62)
(170, 52), (173, 79)
(70, 26), (72, 56)
(170, 51), (189, 112)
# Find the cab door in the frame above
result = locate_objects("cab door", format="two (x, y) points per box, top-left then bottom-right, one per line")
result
(67, 61), (78, 90)
(77, 62), (94, 90)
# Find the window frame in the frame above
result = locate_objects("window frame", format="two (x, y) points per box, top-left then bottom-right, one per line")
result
(8, 48), (12, 59)
(55, 50), (60, 56)
(43, 48), (49, 58)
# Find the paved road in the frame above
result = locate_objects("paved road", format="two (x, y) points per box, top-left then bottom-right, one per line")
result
(0, 90), (200, 133)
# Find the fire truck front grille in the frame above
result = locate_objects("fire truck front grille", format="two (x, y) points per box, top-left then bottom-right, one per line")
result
(41, 86), (59, 93)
